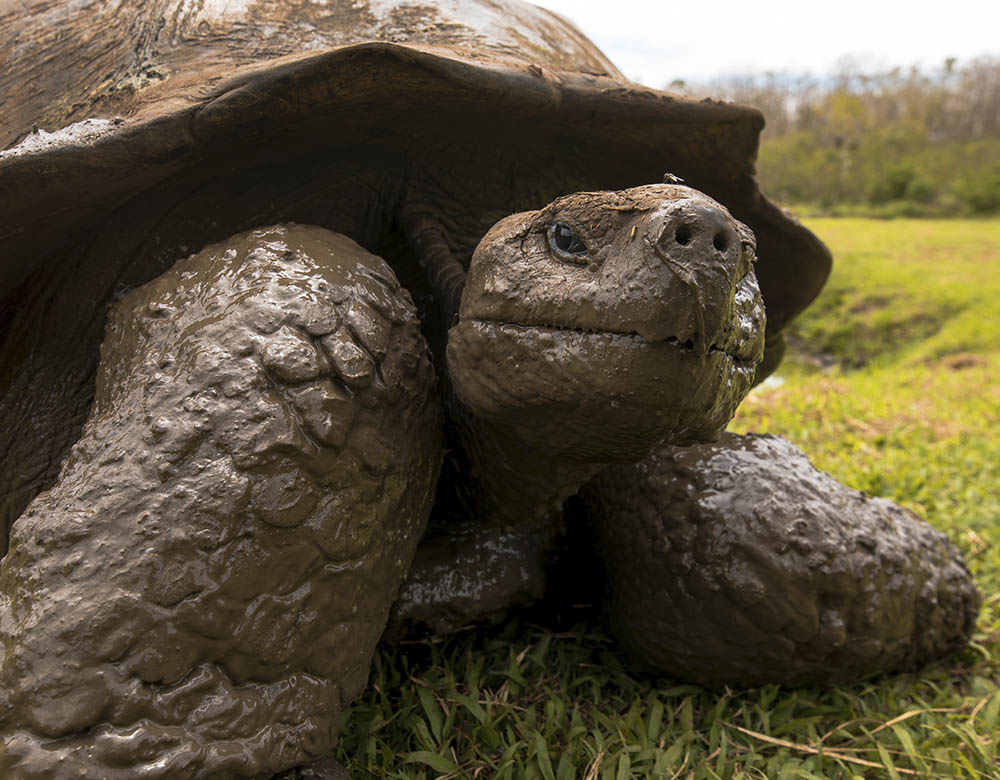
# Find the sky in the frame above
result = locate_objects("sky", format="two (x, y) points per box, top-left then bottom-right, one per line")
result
(534, 0), (1000, 87)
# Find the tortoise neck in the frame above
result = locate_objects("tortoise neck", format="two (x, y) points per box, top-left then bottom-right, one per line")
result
(397, 200), (466, 324)
(449, 405), (603, 529)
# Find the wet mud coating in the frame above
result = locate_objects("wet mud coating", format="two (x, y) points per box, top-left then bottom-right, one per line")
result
(0, 226), (442, 778)
(0, 0), (980, 775)
(384, 522), (554, 642)
(449, 186), (764, 461)
(0, 184), (764, 778)
(579, 433), (981, 687)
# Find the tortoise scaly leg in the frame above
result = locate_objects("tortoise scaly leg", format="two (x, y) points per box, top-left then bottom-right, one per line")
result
(0, 225), (441, 778)
(577, 433), (980, 687)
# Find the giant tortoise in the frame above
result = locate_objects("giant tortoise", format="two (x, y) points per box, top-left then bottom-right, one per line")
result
(0, 0), (979, 777)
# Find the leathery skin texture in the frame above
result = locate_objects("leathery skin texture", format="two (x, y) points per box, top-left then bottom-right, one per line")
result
(0, 226), (442, 778)
(579, 432), (980, 688)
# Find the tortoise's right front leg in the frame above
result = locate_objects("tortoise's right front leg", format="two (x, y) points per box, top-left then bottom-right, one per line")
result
(0, 225), (442, 778)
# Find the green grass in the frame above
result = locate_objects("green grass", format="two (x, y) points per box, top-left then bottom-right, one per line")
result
(336, 218), (1000, 779)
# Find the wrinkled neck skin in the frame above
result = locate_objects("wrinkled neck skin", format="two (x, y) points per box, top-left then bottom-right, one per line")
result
(448, 397), (604, 530)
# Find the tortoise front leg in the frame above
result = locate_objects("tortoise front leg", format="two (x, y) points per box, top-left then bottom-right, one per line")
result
(0, 225), (441, 778)
(577, 433), (980, 687)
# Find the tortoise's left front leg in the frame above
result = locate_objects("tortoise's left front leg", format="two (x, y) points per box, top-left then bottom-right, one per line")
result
(577, 433), (980, 687)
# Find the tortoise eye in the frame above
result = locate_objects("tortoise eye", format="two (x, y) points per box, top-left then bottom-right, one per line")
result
(548, 222), (588, 262)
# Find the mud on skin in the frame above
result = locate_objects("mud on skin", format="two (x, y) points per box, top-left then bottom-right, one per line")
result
(578, 433), (981, 688)
(443, 186), (764, 521)
(0, 185), (980, 778)
(0, 185), (765, 778)
(0, 226), (442, 778)
(7, 0), (971, 775)
(449, 186), (764, 462)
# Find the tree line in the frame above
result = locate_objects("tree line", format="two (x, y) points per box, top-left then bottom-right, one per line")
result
(672, 58), (1000, 215)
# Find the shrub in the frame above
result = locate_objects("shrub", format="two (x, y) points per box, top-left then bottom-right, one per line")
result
(868, 163), (935, 204)
(954, 169), (1000, 213)
(903, 172), (935, 202)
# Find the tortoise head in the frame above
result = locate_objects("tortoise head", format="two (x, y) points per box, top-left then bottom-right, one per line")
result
(447, 184), (765, 462)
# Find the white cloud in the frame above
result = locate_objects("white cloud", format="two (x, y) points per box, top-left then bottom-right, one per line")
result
(534, 0), (1000, 86)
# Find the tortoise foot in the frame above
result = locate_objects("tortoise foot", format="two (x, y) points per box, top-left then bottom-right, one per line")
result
(579, 433), (981, 687)
(0, 226), (441, 778)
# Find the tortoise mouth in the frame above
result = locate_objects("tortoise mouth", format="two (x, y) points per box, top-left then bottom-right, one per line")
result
(464, 318), (758, 367)
(446, 317), (760, 459)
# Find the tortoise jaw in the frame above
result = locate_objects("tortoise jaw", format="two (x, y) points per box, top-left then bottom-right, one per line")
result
(463, 318), (759, 367)
(446, 317), (758, 462)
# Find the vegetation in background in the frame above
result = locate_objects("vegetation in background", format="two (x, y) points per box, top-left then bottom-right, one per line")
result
(673, 58), (1000, 216)
(336, 218), (999, 778)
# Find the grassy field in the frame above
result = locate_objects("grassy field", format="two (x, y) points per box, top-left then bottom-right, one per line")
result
(336, 218), (1000, 779)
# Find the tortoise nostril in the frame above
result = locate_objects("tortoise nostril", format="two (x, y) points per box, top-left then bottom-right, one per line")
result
(674, 225), (693, 246)
(713, 231), (730, 252)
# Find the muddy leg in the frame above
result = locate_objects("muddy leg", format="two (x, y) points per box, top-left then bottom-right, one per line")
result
(0, 226), (441, 778)
(577, 433), (980, 687)
(382, 519), (559, 641)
